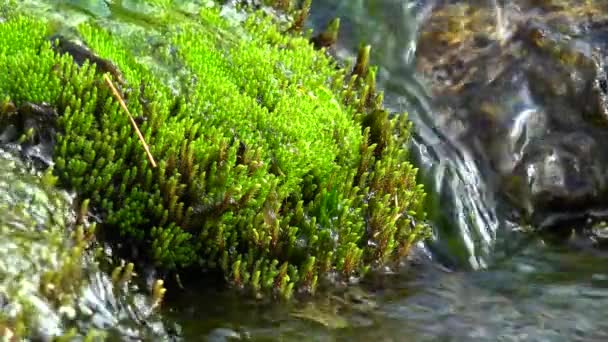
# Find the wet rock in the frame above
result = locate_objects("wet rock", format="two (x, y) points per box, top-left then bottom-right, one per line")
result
(416, 1), (608, 230)
(0, 150), (170, 340)
(0, 101), (58, 167)
(18, 102), (58, 144)
(506, 132), (607, 222)
(51, 35), (125, 85)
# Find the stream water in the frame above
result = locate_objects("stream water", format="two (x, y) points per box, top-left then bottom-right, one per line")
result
(3, 0), (608, 340)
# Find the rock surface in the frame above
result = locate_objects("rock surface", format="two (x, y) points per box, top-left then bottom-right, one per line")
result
(416, 0), (608, 236)
(0, 149), (168, 340)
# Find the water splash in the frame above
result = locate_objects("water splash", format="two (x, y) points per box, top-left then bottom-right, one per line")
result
(308, 0), (502, 269)
(382, 74), (500, 270)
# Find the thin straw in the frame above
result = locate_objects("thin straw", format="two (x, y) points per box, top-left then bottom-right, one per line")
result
(103, 73), (157, 168)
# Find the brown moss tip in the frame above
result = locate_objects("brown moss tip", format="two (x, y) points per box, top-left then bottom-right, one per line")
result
(353, 44), (371, 78)
(290, 0), (312, 32)
(311, 17), (340, 49)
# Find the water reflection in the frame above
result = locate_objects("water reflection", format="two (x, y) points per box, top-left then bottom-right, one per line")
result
(165, 237), (608, 340)
(378, 239), (608, 341)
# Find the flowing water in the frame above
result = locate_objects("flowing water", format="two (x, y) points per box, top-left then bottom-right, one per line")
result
(3, 0), (608, 340)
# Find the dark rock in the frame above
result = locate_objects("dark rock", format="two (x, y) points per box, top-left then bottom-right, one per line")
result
(0, 101), (58, 167)
(50, 35), (126, 85)
(416, 3), (608, 231)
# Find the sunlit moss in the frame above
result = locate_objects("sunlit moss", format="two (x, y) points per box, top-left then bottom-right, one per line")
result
(0, 1), (430, 299)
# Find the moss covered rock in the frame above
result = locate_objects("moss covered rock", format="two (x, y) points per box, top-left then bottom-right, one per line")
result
(0, 0), (429, 299)
(0, 150), (80, 339)
(0, 150), (168, 340)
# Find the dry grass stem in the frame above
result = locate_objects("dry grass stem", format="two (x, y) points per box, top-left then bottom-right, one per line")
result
(103, 73), (157, 168)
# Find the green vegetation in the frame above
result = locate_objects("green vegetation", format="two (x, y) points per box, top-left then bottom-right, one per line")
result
(0, 1), (429, 299)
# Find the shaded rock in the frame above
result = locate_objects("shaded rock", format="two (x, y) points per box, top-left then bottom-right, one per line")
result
(416, 1), (608, 230)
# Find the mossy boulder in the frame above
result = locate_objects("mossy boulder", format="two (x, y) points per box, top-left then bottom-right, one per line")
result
(0, 150), (167, 340)
(0, 150), (81, 339)
(0, 0), (430, 299)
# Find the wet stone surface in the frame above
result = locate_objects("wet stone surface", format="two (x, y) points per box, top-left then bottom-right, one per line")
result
(0, 101), (58, 167)
(0, 150), (171, 340)
(416, 0), (608, 235)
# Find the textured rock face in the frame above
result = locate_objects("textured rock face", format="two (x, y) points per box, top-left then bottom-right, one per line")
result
(0, 150), (169, 340)
(416, 1), (608, 229)
(0, 150), (78, 339)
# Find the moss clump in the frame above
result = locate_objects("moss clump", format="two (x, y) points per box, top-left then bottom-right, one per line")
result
(0, 1), (429, 299)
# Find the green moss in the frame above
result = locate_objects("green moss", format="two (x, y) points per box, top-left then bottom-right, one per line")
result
(0, 1), (430, 299)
